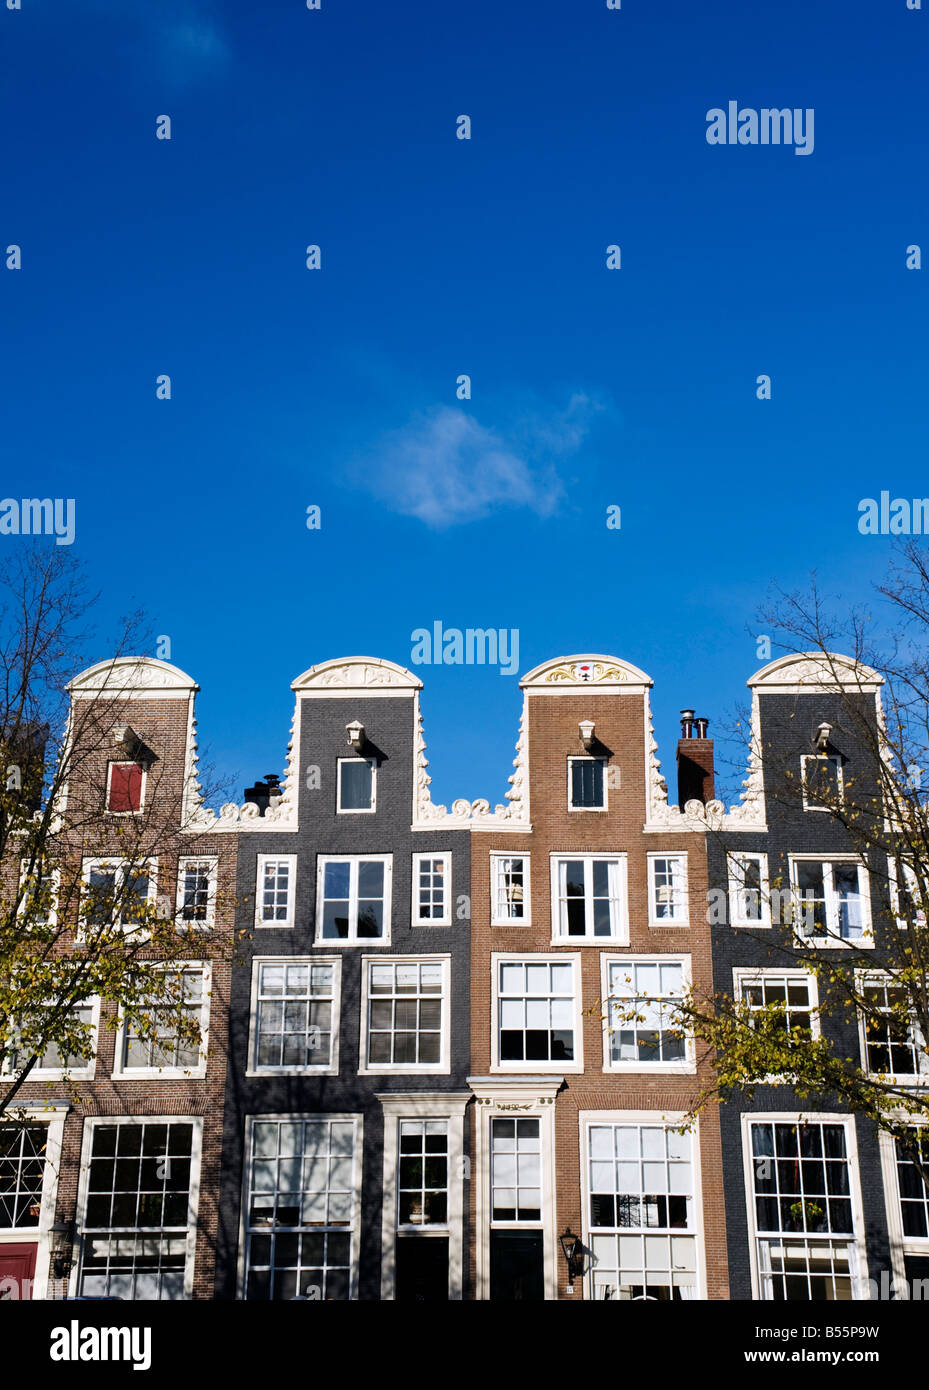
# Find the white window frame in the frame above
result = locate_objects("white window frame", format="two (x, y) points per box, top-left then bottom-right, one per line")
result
(359, 954), (450, 1076)
(727, 852), (771, 927)
(733, 967), (821, 1039)
(879, 1125), (929, 1292)
(336, 756), (377, 815)
(579, 1109), (706, 1301)
(112, 962), (211, 1081)
(80, 856), (158, 939)
(789, 854), (873, 949)
(176, 856), (218, 930)
(71, 1115), (203, 1301)
(741, 1112), (869, 1302)
(550, 852), (629, 945)
(237, 1112), (363, 1302)
(2, 995), (101, 1082)
(490, 853), (531, 927)
(16, 860), (60, 929)
(104, 759), (147, 816)
(315, 853), (393, 946)
(377, 1092), (470, 1300)
(856, 969), (929, 1086)
(646, 852), (690, 927)
(567, 756), (608, 812)
(0, 1104), (68, 1301)
(801, 754), (844, 812)
(246, 955), (341, 1077)
(469, 1078), (560, 1301)
(888, 856), (928, 931)
(411, 852), (452, 927)
(255, 854), (297, 930)
(491, 951), (583, 1074)
(600, 954), (694, 1074)
(732, 968), (821, 1083)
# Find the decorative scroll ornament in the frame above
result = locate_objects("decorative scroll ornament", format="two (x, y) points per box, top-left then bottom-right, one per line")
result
(184, 698), (298, 831)
(644, 692), (764, 831)
(413, 694), (530, 827)
(542, 660), (629, 685)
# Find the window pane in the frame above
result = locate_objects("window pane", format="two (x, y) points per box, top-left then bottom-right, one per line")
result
(340, 761), (373, 811)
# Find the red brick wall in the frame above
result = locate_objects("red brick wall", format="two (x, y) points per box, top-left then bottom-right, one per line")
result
(468, 689), (730, 1299)
(10, 689), (236, 1300)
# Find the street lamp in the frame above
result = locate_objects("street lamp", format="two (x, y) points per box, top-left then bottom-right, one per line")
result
(560, 1227), (580, 1289)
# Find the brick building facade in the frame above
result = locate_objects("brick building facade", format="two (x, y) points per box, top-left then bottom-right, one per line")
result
(2, 647), (921, 1301)
(466, 655), (729, 1300)
(0, 657), (236, 1301)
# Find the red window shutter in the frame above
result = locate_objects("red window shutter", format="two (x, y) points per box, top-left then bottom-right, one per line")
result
(108, 762), (143, 812)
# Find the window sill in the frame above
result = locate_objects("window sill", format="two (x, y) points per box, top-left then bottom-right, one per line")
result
(603, 1062), (696, 1075)
(111, 1067), (207, 1081)
(314, 937), (391, 948)
(492, 1062), (583, 1075)
(550, 937), (629, 948)
(245, 1066), (338, 1079)
(358, 1063), (451, 1077)
(793, 936), (874, 950)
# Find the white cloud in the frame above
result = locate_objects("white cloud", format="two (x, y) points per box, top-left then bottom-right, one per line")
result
(85, 0), (230, 82)
(354, 398), (601, 529)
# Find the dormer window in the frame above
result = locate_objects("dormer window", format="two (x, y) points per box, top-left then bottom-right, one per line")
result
(568, 757), (606, 810)
(106, 761), (145, 814)
(337, 757), (376, 813)
(801, 754), (843, 812)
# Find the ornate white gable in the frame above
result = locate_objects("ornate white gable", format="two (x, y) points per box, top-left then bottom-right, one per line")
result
(748, 652), (883, 693)
(67, 656), (198, 698)
(292, 656), (422, 693)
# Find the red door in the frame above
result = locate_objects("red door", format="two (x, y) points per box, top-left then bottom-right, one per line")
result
(0, 1244), (37, 1300)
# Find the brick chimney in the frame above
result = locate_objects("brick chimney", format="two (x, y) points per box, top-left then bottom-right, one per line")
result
(676, 710), (714, 807)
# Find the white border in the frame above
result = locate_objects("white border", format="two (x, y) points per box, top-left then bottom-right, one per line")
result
(600, 954), (695, 1074)
(111, 962), (211, 1081)
(176, 855), (218, 930)
(549, 852), (629, 945)
(358, 954), (451, 1076)
(411, 851), (452, 927)
(336, 756), (377, 815)
(727, 851), (771, 928)
(490, 851), (531, 927)
(71, 1114), (204, 1301)
(377, 1091), (470, 1300)
(254, 853), (298, 930)
(246, 955), (341, 1078)
(646, 851), (690, 928)
(236, 1112), (363, 1301)
(0, 1105), (67, 1301)
(739, 1111), (869, 1301)
(789, 854), (873, 949)
(567, 756), (608, 812)
(578, 1109), (707, 1301)
(468, 1075), (562, 1301)
(801, 754), (844, 813)
(315, 853), (393, 946)
(491, 951), (584, 1074)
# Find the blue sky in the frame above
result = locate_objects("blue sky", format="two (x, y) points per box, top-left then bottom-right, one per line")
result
(2, 0), (927, 808)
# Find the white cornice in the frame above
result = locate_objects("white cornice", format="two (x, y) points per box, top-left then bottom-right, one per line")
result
(467, 1076), (564, 1104)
